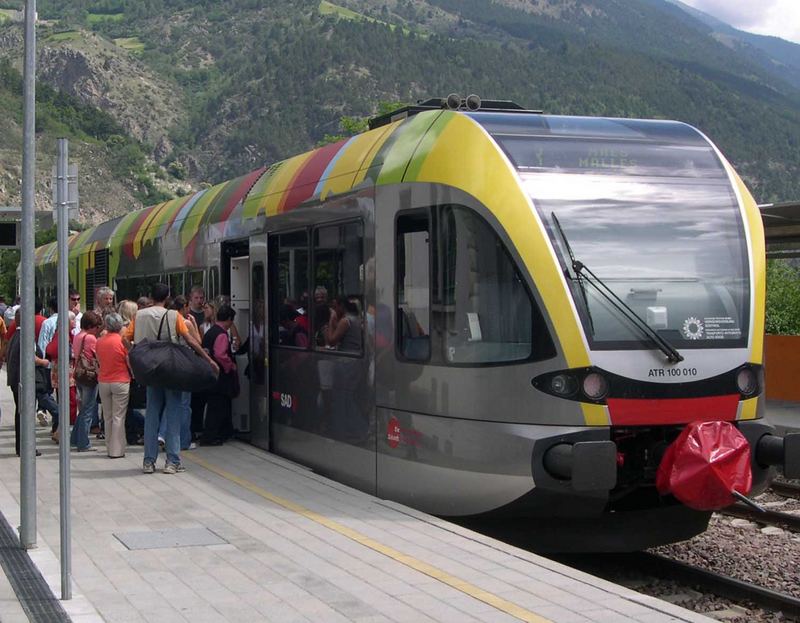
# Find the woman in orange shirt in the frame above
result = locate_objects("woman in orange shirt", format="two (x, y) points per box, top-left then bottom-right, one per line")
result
(96, 312), (131, 458)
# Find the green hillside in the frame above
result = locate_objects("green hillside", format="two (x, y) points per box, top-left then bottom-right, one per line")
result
(9, 0), (800, 205)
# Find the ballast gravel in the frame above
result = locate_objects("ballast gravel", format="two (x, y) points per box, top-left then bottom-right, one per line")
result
(648, 487), (800, 622)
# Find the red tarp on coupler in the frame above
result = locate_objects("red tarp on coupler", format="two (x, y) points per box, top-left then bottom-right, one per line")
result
(656, 420), (752, 510)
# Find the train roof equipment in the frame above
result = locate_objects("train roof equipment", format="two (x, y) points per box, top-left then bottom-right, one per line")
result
(368, 94), (540, 129)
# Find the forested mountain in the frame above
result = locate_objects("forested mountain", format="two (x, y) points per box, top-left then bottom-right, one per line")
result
(667, 0), (800, 90)
(0, 0), (799, 223)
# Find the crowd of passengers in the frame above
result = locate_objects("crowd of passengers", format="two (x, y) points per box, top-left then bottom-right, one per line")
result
(0, 280), (368, 471)
(0, 284), (241, 474)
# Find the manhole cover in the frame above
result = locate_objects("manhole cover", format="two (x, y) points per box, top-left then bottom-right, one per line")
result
(114, 528), (226, 550)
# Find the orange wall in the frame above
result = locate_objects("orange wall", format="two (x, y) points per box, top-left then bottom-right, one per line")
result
(765, 335), (800, 401)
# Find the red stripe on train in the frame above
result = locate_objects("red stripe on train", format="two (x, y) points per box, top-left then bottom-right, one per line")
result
(607, 395), (740, 425)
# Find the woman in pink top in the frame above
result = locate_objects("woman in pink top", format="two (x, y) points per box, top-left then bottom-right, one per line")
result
(70, 311), (102, 452)
(95, 312), (131, 458)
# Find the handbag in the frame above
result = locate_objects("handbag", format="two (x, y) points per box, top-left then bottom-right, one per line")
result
(128, 310), (217, 393)
(217, 369), (240, 398)
(128, 379), (147, 409)
(73, 334), (98, 386)
(35, 365), (50, 394)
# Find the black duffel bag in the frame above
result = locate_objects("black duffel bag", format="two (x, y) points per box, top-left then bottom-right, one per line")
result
(128, 310), (217, 393)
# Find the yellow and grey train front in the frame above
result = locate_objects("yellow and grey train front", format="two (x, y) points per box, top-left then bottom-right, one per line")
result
(374, 103), (798, 551)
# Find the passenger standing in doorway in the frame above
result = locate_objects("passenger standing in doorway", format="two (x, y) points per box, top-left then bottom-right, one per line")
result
(201, 304), (237, 446)
(191, 301), (217, 440)
(187, 286), (205, 329)
(123, 283), (217, 474)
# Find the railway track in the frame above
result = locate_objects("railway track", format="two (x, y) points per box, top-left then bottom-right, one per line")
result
(718, 479), (800, 531)
(771, 480), (800, 500)
(558, 552), (800, 619)
(721, 503), (800, 531)
(632, 552), (800, 618)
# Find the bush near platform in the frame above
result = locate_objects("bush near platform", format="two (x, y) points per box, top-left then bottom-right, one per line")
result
(766, 260), (800, 335)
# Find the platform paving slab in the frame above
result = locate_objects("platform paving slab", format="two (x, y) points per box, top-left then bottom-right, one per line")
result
(0, 371), (716, 623)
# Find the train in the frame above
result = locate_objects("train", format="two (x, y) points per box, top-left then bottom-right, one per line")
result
(35, 96), (798, 552)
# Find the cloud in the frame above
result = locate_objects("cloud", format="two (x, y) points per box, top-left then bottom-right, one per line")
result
(680, 0), (800, 44)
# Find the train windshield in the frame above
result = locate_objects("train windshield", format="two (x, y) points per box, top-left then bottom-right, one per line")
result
(473, 114), (749, 350)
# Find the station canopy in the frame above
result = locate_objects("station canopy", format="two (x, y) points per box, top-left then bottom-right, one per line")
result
(760, 201), (800, 259)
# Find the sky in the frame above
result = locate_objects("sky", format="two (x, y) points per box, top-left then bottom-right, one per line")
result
(679, 0), (800, 45)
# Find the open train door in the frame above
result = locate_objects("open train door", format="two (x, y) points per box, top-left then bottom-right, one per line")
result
(248, 234), (270, 450)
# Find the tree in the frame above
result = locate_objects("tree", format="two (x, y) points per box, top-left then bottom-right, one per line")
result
(0, 226), (57, 302)
(319, 100), (408, 146)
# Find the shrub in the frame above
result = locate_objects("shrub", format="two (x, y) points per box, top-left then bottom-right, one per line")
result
(765, 260), (800, 335)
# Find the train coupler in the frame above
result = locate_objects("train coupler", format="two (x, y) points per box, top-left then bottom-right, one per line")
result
(756, 433), (800, 479)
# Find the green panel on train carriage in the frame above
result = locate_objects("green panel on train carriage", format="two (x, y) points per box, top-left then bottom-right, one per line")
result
(403, 111), (458, 183)
(108, 209), (147, 277)
(373, 111), (443, 186)
(180, 182), (227, 248)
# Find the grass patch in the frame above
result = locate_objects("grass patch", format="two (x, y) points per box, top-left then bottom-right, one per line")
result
(319, 1), (365, 21)
(0, 9), (16, 23)
(46, 30), (82, 42)
(114, 37), (145, 53)
(318, 1), (418, 36)
(87, 11), (125, 24)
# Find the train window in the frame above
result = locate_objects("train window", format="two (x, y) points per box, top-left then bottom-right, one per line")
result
(208, 267), (219, 300)
(313, 221), (363, 354)
(131, 276), (149, 299)
(114, 278), (128, 301)
(168, 272), (185, 297)
(437, 205), (533, 364)
(273, 229), (310, 349)
(396, 211), (431, 361)
(188, 270), (205, 291)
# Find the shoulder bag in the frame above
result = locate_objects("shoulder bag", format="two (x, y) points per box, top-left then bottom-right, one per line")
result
(73, 334), (98, 386)
(128, 310), (217, 392)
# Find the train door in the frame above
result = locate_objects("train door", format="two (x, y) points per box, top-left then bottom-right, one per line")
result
(267, 193), (376, 494)
(222, 240), (252, 435)
(249, 234), (270, 450)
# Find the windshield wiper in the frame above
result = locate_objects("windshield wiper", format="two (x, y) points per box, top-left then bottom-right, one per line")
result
(551, 213), (594, 332)
(550, 213), (684, 364)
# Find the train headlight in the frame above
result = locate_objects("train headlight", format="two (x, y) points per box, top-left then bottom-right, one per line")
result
(736, 367), (758, 396)
(550, 374), (578, 397)
(582, 372), (608, 400)
(532, 367), (611, 403)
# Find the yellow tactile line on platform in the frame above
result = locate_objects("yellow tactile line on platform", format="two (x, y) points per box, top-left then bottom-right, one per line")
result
(184, 453), (552, 623)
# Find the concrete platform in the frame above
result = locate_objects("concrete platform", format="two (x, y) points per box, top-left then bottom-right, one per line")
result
(0, 374), (713, 623)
